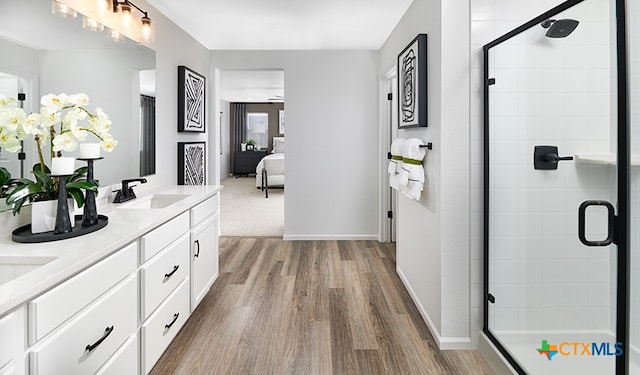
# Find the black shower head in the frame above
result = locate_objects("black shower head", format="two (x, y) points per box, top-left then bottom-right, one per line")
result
(541, 19), (579, 38)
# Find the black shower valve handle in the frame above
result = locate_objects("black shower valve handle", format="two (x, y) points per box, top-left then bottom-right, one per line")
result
(543, 153), (574, 163)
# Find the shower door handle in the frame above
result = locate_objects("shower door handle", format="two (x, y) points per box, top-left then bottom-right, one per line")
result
(578, 200), (616, 246)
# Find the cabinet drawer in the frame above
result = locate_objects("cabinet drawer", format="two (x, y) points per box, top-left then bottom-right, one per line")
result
(190, 195), (218, 227)
(141, 234), (189, 320)
(95, 334), (138, 375)
(141, 279), (189, 374)
(0, 313), (15, 369)
(141, 212), (190, 262)
(30, 275), (137, 375)
(29, 243), (137, 343)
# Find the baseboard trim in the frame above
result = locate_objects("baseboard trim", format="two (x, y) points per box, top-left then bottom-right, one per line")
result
(396, 267), (472, 350)
(478, 332), (517, 375)
(283, 234), (379, 241)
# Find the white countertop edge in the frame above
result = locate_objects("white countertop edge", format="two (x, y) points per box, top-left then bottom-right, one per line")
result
(0, 184), (222, 316)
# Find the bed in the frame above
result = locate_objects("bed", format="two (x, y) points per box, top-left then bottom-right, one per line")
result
(255, 137), (285, 193)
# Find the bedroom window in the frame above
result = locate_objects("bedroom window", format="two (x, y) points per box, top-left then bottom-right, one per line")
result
(246, 112), (269, 150)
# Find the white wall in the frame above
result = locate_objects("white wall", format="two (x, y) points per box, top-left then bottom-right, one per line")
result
(212, 50), (379, 239)
(378, 0), (472, 348)
(220, 99), (231, 178)
(143, 0), (212, 186)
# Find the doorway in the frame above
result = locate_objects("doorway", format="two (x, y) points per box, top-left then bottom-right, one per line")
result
(218, 69), (285, 237)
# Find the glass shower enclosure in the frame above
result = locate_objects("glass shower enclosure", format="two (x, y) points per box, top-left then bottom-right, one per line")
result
(483, 0), (634, 373)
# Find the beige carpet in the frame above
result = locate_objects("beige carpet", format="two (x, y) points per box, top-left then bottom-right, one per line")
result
(219, 176), (284, 236)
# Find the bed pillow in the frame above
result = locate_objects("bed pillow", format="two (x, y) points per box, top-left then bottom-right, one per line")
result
(272, 137), (285, 153)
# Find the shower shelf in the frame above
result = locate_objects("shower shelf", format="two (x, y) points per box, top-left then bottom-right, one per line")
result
(574, 154), (640, 166)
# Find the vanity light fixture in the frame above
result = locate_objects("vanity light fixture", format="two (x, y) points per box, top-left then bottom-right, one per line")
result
(112, 0), (152, 41)
(51, 0), (77, 18)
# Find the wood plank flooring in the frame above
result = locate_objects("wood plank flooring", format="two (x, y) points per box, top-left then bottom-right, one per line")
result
(151, 238), (495, 375)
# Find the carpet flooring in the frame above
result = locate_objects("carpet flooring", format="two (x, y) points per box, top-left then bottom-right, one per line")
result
(220, 176), (284, 237)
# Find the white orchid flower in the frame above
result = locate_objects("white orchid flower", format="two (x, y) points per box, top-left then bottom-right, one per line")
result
(67, 93), (90, 107)
(63, 107), (86, 130)
(22, 113), (44, 135)
(0, 107), (27, 132)
(41, 93), (68, 112)
(69, 122), (88, 141)
(52, 133), (78, 152)
(0, 95), (17, 108)
(0, 130), (21, 152)
(39, 107), (61, 127)
(100, 133), (118, 152)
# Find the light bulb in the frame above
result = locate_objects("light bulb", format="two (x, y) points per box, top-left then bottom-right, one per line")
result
(51, 0), (77, 18)
(107, 29), (124, 42)
(82, 16), (104, 32)
(141, 16), (152, 41)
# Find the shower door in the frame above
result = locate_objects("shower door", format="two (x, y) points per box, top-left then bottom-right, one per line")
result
(483, 0), (627, 374)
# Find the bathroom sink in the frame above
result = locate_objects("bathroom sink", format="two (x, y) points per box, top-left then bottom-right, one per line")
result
(0, 256), (57, 286)
(117, 194), (189, 210)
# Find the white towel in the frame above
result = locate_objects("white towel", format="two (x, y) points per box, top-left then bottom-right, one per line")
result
(400, 138), (426, 201)
(388, 138), (405, 191)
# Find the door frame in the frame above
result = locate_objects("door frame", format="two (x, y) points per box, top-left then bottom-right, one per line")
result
(378, 67), (397, 242)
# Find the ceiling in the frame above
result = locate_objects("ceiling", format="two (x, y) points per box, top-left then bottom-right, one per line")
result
(150, 1), (414, 102)
(146, 0), (414, 50)
(219, 70), (284, 103)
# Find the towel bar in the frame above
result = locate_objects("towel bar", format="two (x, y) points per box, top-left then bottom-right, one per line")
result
(419, 143), (433, 150)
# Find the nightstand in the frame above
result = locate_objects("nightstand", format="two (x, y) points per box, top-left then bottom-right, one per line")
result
(234, 150), (268, 176)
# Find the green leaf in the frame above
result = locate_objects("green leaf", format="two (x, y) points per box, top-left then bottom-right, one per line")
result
(67, 181), (98, 193)
(0, 167), (10, 185)
(32, 163), (50, 174)
(68, 189), (85, 208)
(6, 183), (43, 205)
(32, 170), (53, 190)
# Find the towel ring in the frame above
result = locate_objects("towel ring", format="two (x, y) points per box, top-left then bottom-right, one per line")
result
(419, 143), (433, 150)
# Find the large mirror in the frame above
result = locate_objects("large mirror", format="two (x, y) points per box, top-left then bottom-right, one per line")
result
(0, 0), (156, 212)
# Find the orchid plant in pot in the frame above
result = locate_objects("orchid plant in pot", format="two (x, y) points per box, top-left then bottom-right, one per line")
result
(0, 93), (118, 232)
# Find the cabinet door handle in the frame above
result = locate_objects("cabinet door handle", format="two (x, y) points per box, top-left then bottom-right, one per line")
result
(85, 326), (114, 352)
(194, 240), (200, 258)
(164, 265), (179, 280)
(165, 313), (180, 330)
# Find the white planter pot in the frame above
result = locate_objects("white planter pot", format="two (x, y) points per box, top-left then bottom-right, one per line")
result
(241, 143), (247, 151)
(31, 199), (75, 234)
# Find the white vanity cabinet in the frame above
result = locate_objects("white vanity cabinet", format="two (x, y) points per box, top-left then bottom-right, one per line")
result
(0, 188), (221, 375)
(27, 243), (139, 375)
(189, 196), (219, 311)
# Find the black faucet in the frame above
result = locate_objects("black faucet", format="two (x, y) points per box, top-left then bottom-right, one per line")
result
(113, 178), (148, 203)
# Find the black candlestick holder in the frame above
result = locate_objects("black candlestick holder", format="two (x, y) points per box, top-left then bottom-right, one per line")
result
(78, 157), (103, 227)
(51, 174), (73, 235)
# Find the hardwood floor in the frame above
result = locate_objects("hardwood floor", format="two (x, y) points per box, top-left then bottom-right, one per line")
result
(151, 238), (495, 375)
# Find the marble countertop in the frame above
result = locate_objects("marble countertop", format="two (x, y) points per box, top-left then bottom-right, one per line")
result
(0, 184), (222, 316)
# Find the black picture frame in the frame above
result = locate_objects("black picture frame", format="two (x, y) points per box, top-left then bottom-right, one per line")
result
(397, 34), (427, 128)
(178, 141), (206, 185)
(178, 65), (206, 133)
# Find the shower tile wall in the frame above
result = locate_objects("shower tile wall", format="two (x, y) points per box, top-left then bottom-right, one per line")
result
(471, 0), (615, 339)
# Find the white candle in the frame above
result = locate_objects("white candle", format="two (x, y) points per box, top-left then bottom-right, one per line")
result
(79, 143), (101, 159)
(50, 157), (76, 175)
